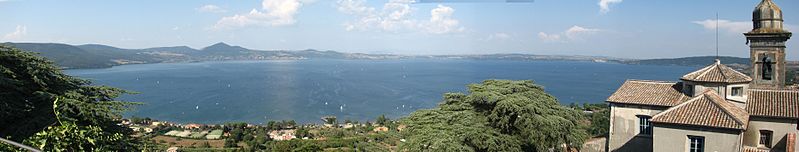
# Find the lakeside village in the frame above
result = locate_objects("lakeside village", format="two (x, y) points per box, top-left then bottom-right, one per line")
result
(119, 101), (609, 152)
(119, 115), (408, 150)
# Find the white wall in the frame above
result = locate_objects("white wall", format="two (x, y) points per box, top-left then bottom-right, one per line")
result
(608, 103), (667, 152)
(652, 124), (743, 152)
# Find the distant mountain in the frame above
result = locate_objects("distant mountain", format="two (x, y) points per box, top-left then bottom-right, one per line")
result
(1, 42), (407, 69)
(5, 43), (119, 69)
(430, 53), (627, 63)
(620, 56), (750, 67)
(1, 42), (772, 70)
(202, 42), (248, 52)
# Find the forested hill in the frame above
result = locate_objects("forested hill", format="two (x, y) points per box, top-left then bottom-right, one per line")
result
(1, 42), (623, 69)
(0, 42), (766, 70)
(2, 42), (407, 69)
(620, 56), (750, 67)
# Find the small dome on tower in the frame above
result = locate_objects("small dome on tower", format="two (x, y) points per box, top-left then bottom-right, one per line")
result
(750, 0), (786, 33)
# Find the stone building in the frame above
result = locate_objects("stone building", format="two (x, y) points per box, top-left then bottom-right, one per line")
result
(606, 0), (797, 152)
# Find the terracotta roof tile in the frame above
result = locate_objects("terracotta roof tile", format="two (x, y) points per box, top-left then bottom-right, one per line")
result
(681, 60), (752, 83)
(607, 80), (689, 107)
(746, 89), (799, 119)
(743, 146), (770, 152)
(652, 90), (750, 130)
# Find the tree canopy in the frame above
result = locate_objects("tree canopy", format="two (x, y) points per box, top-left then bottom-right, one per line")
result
(0, 45), (141, 151)
(400, 80), (588, 152)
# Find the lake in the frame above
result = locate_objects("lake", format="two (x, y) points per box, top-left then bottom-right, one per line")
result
(66, 59), (696, 124)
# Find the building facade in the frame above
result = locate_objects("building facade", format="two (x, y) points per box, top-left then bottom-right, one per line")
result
(606, 0), (797, 152)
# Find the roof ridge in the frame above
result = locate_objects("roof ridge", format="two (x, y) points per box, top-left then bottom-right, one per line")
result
(715, 63), (729, 81)
(749, 88), (799, 92)
(696, 63), (718, 79)
(681, 61), (752, 83)
(627, 79), (677, 84)
(684, 64), (715, 80)
(652, 93), (702, 119)
(703, 91), (747, 128)
(717, 63), (753, 82)
(653, 89), (748, 129)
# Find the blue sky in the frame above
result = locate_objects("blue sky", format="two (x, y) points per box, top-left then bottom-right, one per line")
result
(1, 0), (797, 59)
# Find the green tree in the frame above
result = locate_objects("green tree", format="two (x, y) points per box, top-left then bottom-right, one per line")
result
(400, 80), (588, 152)
(376, 114), (389, 126)
(292, 143), (322, 152)
(243, 134), (254, 142)
(224, 138), (237, 148)
(266, 121), (278, 130)
(295, 127), (311, 139)
(0, 45), (141, 150)
(323, 116), (337, 125)
(589, 109), (610, 137)
(285, 120), (297, 128)
(230, 128), (244, 142)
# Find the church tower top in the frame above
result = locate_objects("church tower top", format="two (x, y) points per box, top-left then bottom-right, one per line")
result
(750, 0), (788, 33)
(746, 0), (792, 89)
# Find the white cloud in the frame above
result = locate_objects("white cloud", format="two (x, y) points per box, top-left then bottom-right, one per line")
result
(538, 25), (600, 42)
(538, 32), (561, 42)
(3, 25), (27, 40)
(213, 0), (304, 29)
(422, 5), (464, 34)
(336, 0), (464, 34)
(565, 25), (600, 39)
(692, 19), (750, 34)
(197, 5), (227, 13)
(598, 0), (622, 14)
(336, 0), (374, 15)
(487, 32), (511, 40)
(337, 0), (415, 32)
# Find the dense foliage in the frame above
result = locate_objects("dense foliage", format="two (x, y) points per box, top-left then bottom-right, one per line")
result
(0, 45), (141, 151)
(400, 80), (588, 152)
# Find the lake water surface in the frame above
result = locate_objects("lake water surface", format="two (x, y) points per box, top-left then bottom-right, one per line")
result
(66, 59), (696, 124)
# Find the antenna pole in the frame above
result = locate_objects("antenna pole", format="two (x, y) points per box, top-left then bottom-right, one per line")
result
(716, 13), (719, 60)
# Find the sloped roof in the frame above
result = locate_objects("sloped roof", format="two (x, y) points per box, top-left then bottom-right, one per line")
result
(651, 90), (750, 130)
(607, 80), (689, 107)
(746, 89), (799, 119)
(680, 59), (752, 83)
(743, 146), (769, 152)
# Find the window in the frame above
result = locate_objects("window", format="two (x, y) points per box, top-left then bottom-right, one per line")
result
(685, 84), (694, 96)
(688, 136), (704, 152)
(760, 130), (773, 148)
(760, 54), (775, 80)
(731, 87), (743, 97)
(637, 115), (652, 135)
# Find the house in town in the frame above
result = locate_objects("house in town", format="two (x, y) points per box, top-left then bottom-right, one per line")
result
(606, 0), (797, 151)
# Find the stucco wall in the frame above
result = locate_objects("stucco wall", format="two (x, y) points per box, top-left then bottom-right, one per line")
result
(652, 124), (743, 152)
(608, 103), (667, 152)
(743, 116), (799, 152)
(683, 81), (749, 108)
(724, 83), (749, 103)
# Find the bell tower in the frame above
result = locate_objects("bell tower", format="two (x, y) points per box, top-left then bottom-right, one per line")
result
(745, 0), (792, 89)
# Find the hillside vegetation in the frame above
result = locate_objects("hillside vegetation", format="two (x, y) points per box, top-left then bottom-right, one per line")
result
(399, 79), (588, 151)
(0, 45), (143, 151)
